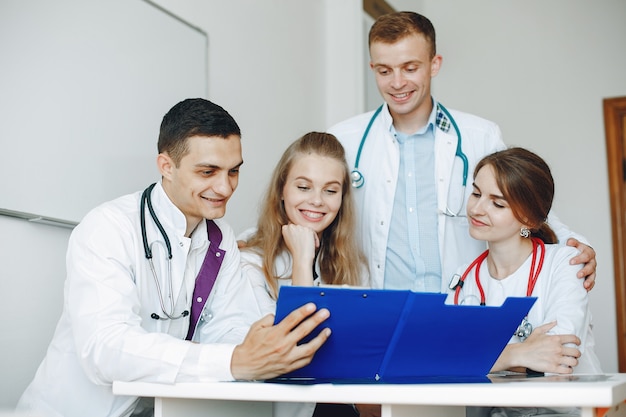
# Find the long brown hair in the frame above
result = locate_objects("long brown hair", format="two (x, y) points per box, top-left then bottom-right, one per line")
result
(474, 147), (558, 244)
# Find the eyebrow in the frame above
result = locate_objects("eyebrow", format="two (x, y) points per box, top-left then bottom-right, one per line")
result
(472, 182), (506, 200)
(195, 160), (244, 170)
(293, 176), (342, 187)
(372, 59), (423, 68)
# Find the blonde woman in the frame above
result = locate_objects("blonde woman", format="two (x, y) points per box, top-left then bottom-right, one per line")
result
(240, 131), (369, 417)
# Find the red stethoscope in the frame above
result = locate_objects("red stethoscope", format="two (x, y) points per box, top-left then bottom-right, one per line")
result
(451, 237), (546, 340)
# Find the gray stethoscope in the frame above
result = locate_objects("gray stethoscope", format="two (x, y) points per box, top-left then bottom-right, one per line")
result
(350, 103), (469, 217)
(141, 183), (189, 321)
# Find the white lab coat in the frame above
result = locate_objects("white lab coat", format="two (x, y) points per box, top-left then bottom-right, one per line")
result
(240, 249), (322, 316)
(447, 244), (601, 374)
(17, 182), (260, 417)
(328, 101), (586, 290)
(449, 245), (601, 417)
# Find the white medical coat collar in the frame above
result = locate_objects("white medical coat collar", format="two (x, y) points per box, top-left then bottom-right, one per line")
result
(150, 181), (208, 251)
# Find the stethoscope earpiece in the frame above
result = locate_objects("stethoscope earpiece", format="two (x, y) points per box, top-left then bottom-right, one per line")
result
(350, 170), (364, 188)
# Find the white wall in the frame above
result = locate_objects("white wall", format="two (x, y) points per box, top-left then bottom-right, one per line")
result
(0, 217), (70, 408)
(385, 0), (626, 372)
(147, 0), (363, 234)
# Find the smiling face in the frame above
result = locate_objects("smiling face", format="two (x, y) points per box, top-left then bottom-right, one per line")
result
(369, 33), (441, 132)
(281, 153), (344, 237)
(159, 134), (242, 236)
(466, 165), (525, 245)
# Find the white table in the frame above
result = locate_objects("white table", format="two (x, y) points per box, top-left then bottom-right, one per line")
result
(113, 374), (626, 417)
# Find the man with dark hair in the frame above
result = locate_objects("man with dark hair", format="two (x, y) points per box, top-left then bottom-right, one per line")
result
(17, 98), (330, 417)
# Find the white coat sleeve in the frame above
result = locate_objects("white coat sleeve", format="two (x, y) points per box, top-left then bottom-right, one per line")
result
(537, 246), (588, 340)
(240, 250), (278, 318)
(67, 207), (232, 385)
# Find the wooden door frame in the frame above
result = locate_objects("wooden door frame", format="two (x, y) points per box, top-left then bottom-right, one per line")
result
(604, 96), (626, 371)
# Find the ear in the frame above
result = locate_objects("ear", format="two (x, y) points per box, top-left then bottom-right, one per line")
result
(430, 54), (443, 77)
(156, 153), (174, 180)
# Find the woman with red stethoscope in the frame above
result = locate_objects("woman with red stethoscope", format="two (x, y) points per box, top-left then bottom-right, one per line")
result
(448, 148), (601, 389)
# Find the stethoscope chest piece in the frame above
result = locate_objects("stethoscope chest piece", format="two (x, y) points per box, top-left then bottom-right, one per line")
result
(515, 317), (533, 341)
(351, 170), (364, 188)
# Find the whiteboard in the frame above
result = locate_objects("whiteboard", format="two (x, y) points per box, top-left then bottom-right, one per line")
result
(0, 0), (207, 224)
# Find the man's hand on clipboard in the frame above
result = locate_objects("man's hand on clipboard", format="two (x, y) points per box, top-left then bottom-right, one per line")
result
(230, 303), (330, 381)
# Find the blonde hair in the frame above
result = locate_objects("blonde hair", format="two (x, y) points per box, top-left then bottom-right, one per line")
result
(244, 132), (367, 298)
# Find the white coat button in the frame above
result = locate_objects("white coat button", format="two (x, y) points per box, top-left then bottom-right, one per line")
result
(179, 242), (184, 247)
(216, 252), (221, 257)
(197, 297), (202, 303)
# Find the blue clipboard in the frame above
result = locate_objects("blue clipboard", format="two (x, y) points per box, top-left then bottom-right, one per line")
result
(271, 286), (536, 384)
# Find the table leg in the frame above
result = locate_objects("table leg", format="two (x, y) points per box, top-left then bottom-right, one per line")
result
(383, 404), (465, 417)
(155, 398), (273, 417)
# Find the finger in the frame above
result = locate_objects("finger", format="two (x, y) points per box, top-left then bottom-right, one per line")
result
(286, 308), (331, 343)
(532, 321), (557, 334)
(274, 303), (326, 335)
(286, 327), (332, 370)
(276, 302), (316, 329)
(569, 252), (591, 267)
(295, 326), (332, 356)
(554, 364), (575, 374)
(237, 239), (247, 249)
(569, 243), (595, 265)
(557, 334), (581, 346)
(584, 277), (596, 291)
(563, 355), (580, 367)
(561, 346), (582, 358)
(558, 355), (579, 369)
(299, 326), (331, 352)
(250, 313), (278, 330)
(576, 262), (595, 279)
(576, 258), (597, 279)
